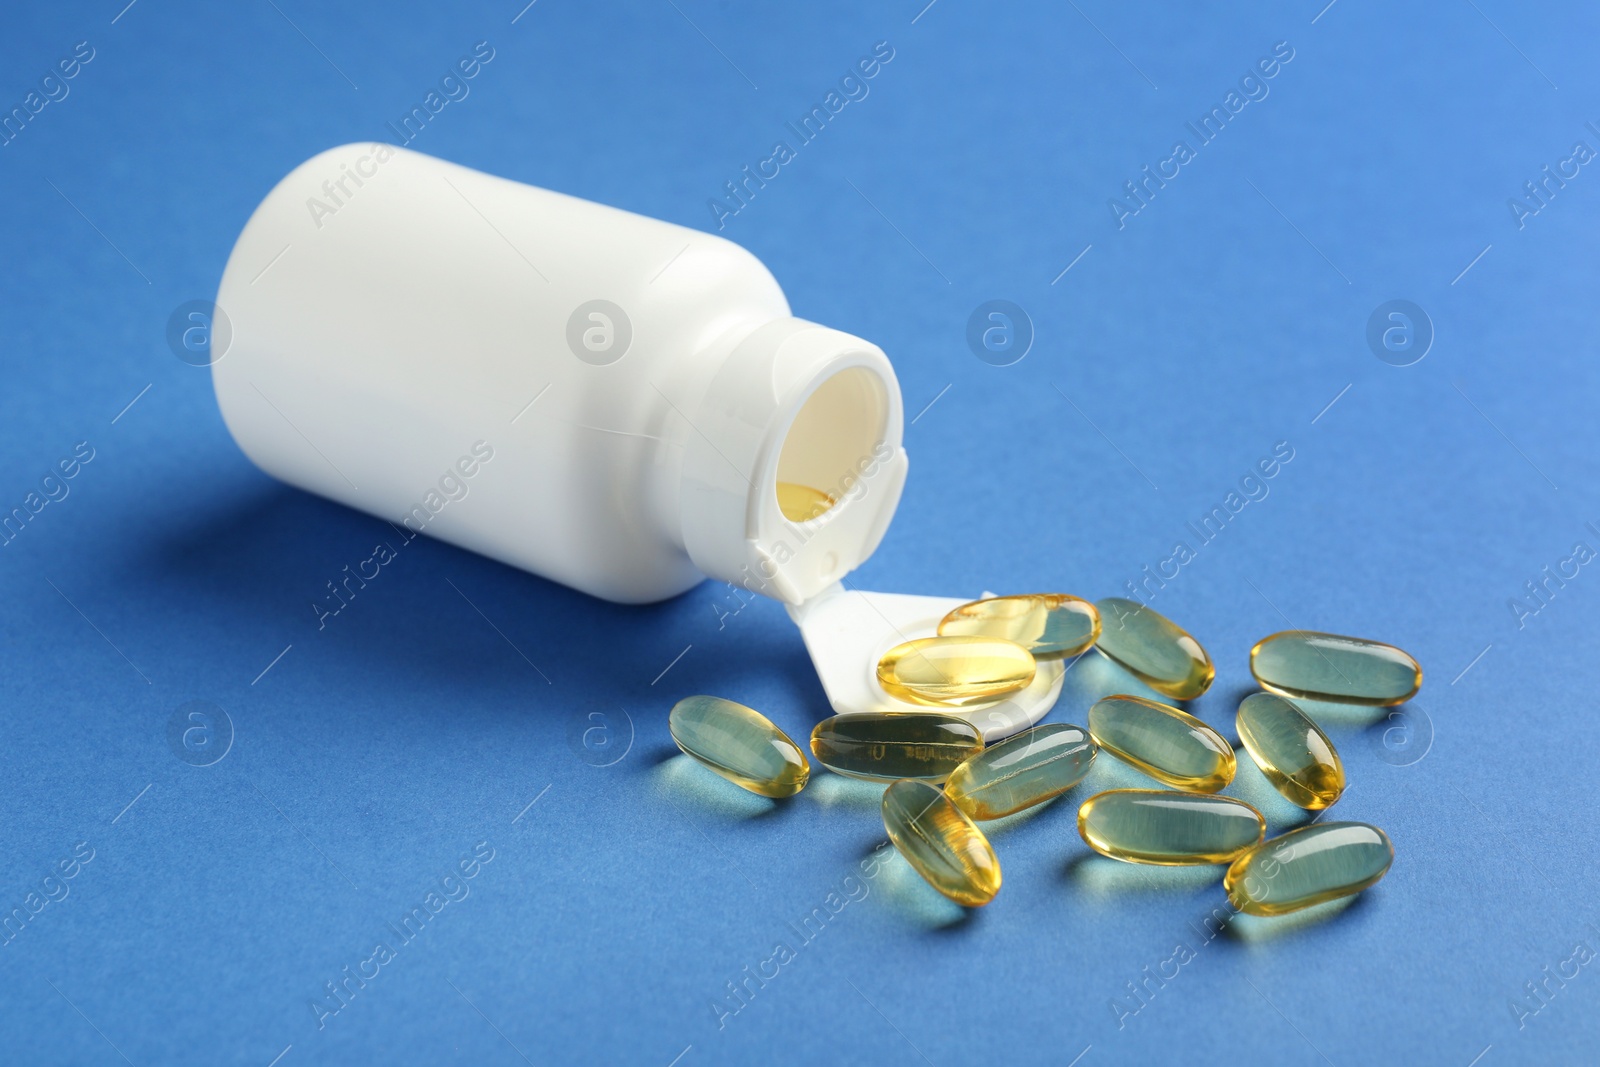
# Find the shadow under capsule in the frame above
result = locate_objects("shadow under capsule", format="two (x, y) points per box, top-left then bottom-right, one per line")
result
(1223, 891), (1367, 943)
(1061, 650), (1169, 707)
(1224, 748), (1326, 832)
(871, 850), (979, 932)
(804, 772), (887, 812)
(1062, 851), (1227, 898)
(651, 753), (790, 821)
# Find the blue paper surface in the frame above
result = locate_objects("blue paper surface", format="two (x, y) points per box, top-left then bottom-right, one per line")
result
(1, 2), (1597, 1064)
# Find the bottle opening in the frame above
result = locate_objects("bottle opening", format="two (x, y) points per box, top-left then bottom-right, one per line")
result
(773, 366), (888, 524)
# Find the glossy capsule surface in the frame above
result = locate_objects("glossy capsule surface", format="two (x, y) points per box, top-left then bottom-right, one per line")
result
(1093, 598), (1214, 700)
(1236, 692), (1345, 810)
(1088, 695), (1235, 792)
(809, 712), (983, 783)
(881, 780), (1002, 906)
(937, 594), (1101, 657)
(669, 696), (809, 798)
(1250, 630), (1422, 706)
(1078, 789), (1265, 865)
(776, 481), (836, 522)
(876, 636), (1036, 708)
(944, 723), (1097, 820)
(1225, 822), (1394, 916)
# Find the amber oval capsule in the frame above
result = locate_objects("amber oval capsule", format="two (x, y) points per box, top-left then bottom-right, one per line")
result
(1092, 598), (1214, 700)
(881, 779), (1002, 906)
(809, 712), (983, 783)
(945, 723), (1097, 820)
(1077, 789), (1265, 865)
(1225, 822), (1394, 916)
(776, 481), (836, 523)
(876, 636), (1036, 708)
(1087, 694), (1235, 792)
(1235, 692), (1344, 810)
(937, 594), (1101, 657)
(669, 695), (809, 798)
(1250, 630), (1422, 706)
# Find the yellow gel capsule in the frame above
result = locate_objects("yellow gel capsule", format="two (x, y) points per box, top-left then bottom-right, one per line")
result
(668, 695), (809, 798)
(1087, 695), (1235, 792)
(1225, 822), (1394, 916)
(1077, 789), (1265, 866)
(776, 481), (836, 522)
(1250, 630), (1422, 706)
(809, 712), (983, 783)
(881, 779), (1002, 906)
(876, 635), (1036, 708)
(1235, 692), (1345, 810)
(937, 594), (1101, 657)
(945, 723), (1097, 820)
(1092, 598), (1214, 700)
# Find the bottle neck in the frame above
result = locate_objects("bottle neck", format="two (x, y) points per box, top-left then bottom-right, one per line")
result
(666, 316), (908, 605)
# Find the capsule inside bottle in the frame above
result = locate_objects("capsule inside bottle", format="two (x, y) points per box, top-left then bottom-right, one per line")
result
(776, 481), (837, 522)
(809, 712), (983, 783)
(1225, 822), (1394, 916)
(937, 594), (1101, 657)
(1250, 630), (1421, 706)
(881, 779), (1002, 906)
(1092, 598), (1214, 700)
(876, 635), (1035, 708)
(1077, 789), (1265, 865)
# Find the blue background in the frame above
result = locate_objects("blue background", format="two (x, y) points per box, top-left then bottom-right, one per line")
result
(1, 1), (1596, 1064)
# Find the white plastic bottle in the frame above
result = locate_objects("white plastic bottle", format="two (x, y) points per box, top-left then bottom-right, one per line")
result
(212, 145), (1062, 735)
(213, 142), (908, 605)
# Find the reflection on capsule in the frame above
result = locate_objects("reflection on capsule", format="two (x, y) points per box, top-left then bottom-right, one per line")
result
(1225, 822), (1394, 916)
(1092, 598), (1214, 700)
(1088, 694), (1235, 792)
(945, 723), (1097, 819)
(669, 695), (810, 798)
(1235, 692), (1345, 810)
(882, 779), (1002, 906)
(876, 635), (1036, 707)
(938, 594), (1101, 657)
(1250, 630), (1421, 706)
(1077, 789), (1265, 865)
(810, 712), (983, 783)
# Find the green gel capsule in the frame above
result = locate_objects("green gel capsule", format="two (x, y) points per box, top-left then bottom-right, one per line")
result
(882, 779), (1002, 906)
(1093, 598), (1214, 700)
(944, 723), (1097, 820)
(1225, 822), (1394, 916)
(668, 695), (809, 798)
(938, 594), (1101, 657)
(809, 712), (983, 783)
(1235, 692), (1344, 810)
(1077, 789), (1265, 866)
(1087, 694), (1235, 793)
(1250, 630), (1422, 706)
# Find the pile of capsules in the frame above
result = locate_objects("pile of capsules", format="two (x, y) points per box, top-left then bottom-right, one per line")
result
(668, 593), (1417, 916)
